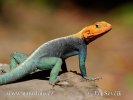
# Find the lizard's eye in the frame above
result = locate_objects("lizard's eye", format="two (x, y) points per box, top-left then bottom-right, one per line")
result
(96, 24), (100, 28)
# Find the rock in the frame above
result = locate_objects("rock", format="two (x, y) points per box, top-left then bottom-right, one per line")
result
(0, 70), (107, 100)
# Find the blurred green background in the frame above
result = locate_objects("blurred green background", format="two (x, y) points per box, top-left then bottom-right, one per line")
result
(0, 0), (133, 99)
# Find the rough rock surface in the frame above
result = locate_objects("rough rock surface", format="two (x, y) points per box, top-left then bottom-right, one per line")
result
(0, 64), (107, 100)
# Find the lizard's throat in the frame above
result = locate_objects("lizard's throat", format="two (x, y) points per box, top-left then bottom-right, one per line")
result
(83, 36), (96, 44)
(83, 33), (106, 44)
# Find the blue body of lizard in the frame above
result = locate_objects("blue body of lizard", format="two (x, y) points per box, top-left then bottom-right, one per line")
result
(0, 21), (112, 85)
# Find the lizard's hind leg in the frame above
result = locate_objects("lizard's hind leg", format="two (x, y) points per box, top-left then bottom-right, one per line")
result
(37, 57), (62, 85)
(2, 51), (28, 73)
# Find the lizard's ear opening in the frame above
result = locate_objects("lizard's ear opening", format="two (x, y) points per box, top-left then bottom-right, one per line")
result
(82, 30), (90, 39)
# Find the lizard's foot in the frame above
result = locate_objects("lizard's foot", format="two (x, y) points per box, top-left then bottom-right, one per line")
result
(0, 69), (10, 73)
(0, 64), (10, 73)
(81, 76), (102, 82)
(49, 78), (60, 86)
(49, 77), (71, 87)
(55, 76), (73, 87)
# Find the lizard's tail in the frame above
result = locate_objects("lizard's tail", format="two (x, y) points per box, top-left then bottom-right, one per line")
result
(0, 59), (37, 85)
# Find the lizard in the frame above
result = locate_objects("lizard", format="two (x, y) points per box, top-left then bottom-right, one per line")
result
(0, 21), (112, 86)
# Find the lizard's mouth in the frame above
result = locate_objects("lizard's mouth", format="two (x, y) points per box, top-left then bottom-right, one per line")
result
(99, 26), (112, 36)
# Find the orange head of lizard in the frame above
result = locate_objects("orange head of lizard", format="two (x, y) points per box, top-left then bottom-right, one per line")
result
(80, 21), (112, 44)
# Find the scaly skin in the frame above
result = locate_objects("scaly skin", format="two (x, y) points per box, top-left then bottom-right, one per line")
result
(0, 21), (112, 86)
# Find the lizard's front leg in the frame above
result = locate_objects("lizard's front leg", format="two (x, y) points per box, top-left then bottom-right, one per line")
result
(79, 46), (102, 81)
(79, 45), (88, 77)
